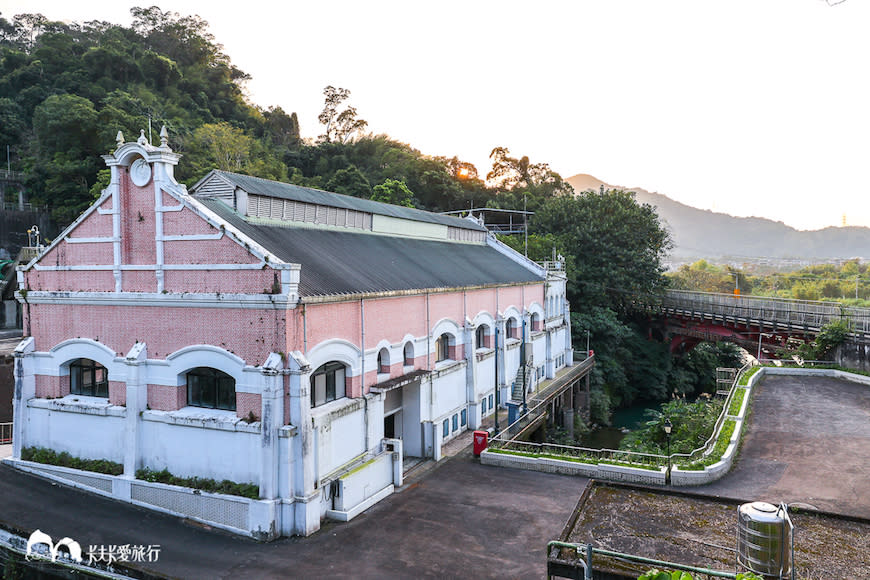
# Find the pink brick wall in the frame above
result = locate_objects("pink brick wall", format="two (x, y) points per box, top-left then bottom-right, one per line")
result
(236, 393), (261, 421)
(25, 270), (115, 292)
(162, 204), (222, 236)
(428, 292), (464, 326)
(163, 236), (262, 266)
(71, 201), (113, 238)
(162, 269), (275, 294)
(109, 380), (126, 406)
(361, 295), (428, 347)
(148, 384), (186, 411)
(349, 374), (363, 398)
(466, 288), (498, 319)
(123, 270), (156, 293)
(304, 301), (361, 348)
(35, 375), (67, 398)
(29, 303), (284, 364)
(120, 177), (156, 266)
(498, 286), (526, 313)
(37, 242), (113, 266)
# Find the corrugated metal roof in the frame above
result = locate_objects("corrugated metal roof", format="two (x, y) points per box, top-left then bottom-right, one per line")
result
(200, 198), (544, 297)
(204, 170), (487, 232)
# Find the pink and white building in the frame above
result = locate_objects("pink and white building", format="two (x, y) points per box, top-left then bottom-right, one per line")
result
(8, 129), (572, 539)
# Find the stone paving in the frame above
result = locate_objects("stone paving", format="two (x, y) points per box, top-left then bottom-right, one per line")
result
(688, 373), (870, 518)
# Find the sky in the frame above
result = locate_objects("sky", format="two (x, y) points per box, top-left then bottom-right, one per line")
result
(3, 0), (869, 231)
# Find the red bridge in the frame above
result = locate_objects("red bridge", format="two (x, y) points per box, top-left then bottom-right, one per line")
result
(646, 290), (870, 358)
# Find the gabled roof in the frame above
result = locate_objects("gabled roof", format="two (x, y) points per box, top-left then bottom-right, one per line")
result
(199, 170), (487, 232)
(199, 198), (544, 298)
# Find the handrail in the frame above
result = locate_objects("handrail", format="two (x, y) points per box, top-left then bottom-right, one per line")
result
(655, 289), (870, 335)
(547, 541), (740, 579)
(490, 358), (754, 472)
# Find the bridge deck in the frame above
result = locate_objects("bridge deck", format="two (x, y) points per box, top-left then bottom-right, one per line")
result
(654, 290), (870, 340)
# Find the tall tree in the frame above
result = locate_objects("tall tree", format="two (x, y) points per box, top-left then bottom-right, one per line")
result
(317, 85), (368, 144)
(370, 178), (414, 207)
(532, 189), (672, 312)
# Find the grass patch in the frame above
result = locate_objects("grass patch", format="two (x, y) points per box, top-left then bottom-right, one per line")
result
(21, 446), (123, 476)
(489, 448), (661, 470)
(136, 467), (259, 499)
(728, 388), (746, 416)
(737, 366), (760, 386)
(678, 419), (736, 471)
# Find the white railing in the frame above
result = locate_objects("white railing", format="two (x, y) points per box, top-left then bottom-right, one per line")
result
(657, 289), (870, 335)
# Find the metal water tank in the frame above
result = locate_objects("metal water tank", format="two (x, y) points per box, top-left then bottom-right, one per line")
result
(737, 501), (792, 578)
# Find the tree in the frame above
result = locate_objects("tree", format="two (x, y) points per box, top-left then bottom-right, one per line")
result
(532, 189), (672, 313)
(370, 179), (414, 207)
(326, 165), (371, 198)
(318, 85), (368, 144)
(181, 122), (286, 183)
(486, 146), (573, 197)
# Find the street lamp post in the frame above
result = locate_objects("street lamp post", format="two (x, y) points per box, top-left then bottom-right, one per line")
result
(757, 332), (771, 363)
(664, 418), (672, 485)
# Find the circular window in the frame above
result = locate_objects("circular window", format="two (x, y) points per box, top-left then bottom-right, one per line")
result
(130, 158), (152, 186)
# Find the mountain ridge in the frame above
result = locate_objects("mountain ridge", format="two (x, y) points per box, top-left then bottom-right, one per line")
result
(566, 174), (870, 261)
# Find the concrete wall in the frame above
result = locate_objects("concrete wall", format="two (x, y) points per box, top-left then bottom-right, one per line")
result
(835, 340), (870, 374)
(141, 413), (261, 483)
(23, 402), (126, 463)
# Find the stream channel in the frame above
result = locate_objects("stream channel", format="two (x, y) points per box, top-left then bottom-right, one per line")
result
(582, 401), (662, 450)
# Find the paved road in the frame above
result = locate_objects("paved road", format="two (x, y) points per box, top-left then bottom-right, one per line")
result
(694, 374), (870, 518)
(0, 449), (586, 579)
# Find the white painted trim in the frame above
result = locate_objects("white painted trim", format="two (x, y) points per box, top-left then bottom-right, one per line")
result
(19, 291), (297, 309)
(28, 396), (126, 417)
(160, 233), (224, 241)
(485, 235), (547, 277)
(431, 317), (461, 341)
(65, 236), (117, 244)
(32, 262), (267, 271)
(306, 339), (361, 376)
(142, 408), (261, 433)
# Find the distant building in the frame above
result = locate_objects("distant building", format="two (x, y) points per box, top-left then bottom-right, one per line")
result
(8, 129), (572, 539)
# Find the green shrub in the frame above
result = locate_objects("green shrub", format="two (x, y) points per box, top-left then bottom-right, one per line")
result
(678, 419), (735, 470)
(21, 446), (123, 475)
(737, 366), (760, 386)
(135, 467), (259, 499)
(728, 388), (746, 416)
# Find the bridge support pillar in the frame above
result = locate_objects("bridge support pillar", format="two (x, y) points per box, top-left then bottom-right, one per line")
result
(562, 408), (574, 438)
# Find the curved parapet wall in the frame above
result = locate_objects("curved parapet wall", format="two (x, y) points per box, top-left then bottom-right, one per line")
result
(484, 364), (869, 485)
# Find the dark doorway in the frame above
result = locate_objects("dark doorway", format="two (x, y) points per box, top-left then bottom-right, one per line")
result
(384, 414), (396, 439)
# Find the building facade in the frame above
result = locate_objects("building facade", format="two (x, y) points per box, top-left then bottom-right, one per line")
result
(9, 129), (572, 539)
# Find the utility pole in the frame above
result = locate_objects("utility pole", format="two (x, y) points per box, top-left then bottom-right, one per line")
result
(523, 192), (528, 258)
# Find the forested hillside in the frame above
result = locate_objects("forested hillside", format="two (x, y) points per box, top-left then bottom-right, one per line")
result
(0, 8), (499, 224)
(0, 7), (721, 425)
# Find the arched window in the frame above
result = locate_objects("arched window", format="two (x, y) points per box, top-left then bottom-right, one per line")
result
(311, 361), (347, 407)
(70, 359), (108, 397)
(506, 317), (518, 340)
(403, 342), (415, 366)
(187, 367), (236, 410)
(475, 325), (486, 349)
(530, 312), (541, 332)
(377, 348), (390, 374)
(436, 333), (451, 362)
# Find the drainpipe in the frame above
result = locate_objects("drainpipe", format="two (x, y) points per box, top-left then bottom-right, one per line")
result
(360, 298), (368, 450)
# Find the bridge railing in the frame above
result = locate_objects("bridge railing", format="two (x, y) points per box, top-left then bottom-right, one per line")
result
(657, 289), (870, 336)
